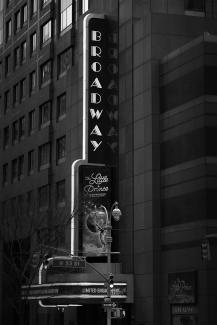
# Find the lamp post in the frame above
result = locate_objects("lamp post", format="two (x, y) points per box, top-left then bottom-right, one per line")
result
(95, 202), (122, 325)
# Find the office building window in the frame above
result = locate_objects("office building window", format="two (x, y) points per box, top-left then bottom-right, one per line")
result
(20, 78), (26, 101)
(42, 0), (51, 7)
(60, 0), (72, 32)
(4, 90), (10, 112)
(57, 93), (66, 120)
(38, 185), (50, 210)
(19, 116), (25, 139)
(6, 19), (12, 42)
(41, 60), (52, 85)
(12, 158), (18, 183)
(21, 4), (28, 26)
(42, 20), (51, 44)
(14, 47), (20, 69)
(29, 109), (36, 134)
(3, 163), (9, 186)
(5, 54), (11, 76)
(58, 47), (73, 77)
(30, 71), (36, 94)
(56, 180), (66, 207)
(15, 10), (21, 33)
(18, 155), (24, 179)
(39, 142), (50, 170)
(39, 101), (51, 128)
(31, 0), (37, 16)
(21, 41), (27, 63)
(6, 0), (12, 8)
(28, 150), (35, 174)
(13, 83), (19, 105)
(12, 120), (19, 144)
(27, 191), (35, 216)
(56, 136), (66, 164)
(30, 32), (37, 54)
(11, 197), (17, 217)
(185, 0), (205, 12)
(18, 195), (24, 216)
(3, 126), (9, 149)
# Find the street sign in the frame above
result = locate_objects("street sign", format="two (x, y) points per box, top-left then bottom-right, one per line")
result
(103, 302), (117, 308)
(51, 256), (86, 269)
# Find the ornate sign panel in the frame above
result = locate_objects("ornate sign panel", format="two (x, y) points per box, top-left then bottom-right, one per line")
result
(78, 164), (112, 256)
(84, 15), (118, 165)
(168, 271), (196, 304)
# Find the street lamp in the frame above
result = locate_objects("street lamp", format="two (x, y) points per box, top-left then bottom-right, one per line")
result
(95, 202), (122, 325)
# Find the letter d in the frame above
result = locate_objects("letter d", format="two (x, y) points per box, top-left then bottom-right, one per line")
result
(91, 93), (101, 104)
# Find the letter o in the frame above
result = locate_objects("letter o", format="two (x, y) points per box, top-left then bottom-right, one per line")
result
(107, 63), (118, 74)
(91, 62), (102, 72)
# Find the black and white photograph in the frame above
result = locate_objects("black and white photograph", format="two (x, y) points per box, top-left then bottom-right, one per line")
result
(0, 0), (217, 324)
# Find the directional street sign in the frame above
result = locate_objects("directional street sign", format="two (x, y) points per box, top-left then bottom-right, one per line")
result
(51, 256), (86, 269)
(103, 302), (117, 308)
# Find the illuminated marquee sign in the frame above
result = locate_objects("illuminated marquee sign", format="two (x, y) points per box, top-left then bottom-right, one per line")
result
(21, 283), (127, 301)
(84, 15), (118, 165)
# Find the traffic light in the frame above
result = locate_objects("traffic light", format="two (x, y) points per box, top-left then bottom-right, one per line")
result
(109, 273), (114, 288)
(111, 308), (126, 319)
(43, 254), (53, 269)
(31, 252), (40, 268)
(201, 239), (211, 260)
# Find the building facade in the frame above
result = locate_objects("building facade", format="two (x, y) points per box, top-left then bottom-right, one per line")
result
(1, 0), (217, 325)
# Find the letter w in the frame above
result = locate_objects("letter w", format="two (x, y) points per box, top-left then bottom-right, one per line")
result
(90, 109), (103, 119)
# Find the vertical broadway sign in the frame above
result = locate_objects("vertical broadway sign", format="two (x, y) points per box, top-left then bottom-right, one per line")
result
(84, 15), (118, 165)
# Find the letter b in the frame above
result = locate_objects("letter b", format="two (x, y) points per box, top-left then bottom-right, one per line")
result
(92, 31), (102, 41)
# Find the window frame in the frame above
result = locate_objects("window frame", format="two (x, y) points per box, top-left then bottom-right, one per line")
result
(39, 101), (51, 128)
(41, 19), (52, 45)
(56, 136), (66, 164)
(57, 92), (66, 121)
(40, 60), (52, 86)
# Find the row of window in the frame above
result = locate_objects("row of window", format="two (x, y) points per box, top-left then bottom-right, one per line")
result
(2, 44), (72, 83)
(2, 180), (66, 217)
(2, 136), (66, 186)
(3, 94), (66, 150)
(1, 47), (72, 112)
(5, 0), (73, 43)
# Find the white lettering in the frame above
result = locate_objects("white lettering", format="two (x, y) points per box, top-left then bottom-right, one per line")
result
(91, 93), (101, 104)
(90, 125), (102, 136)
(108, 48), (118, 59)
(92, 31), (102, 41)
(107, 111), (118, 121)
(91, 62), (102, 72)
(90, 109), (103, 119)
(90, 140), (102, 151)
(107, 63), (118, 74)
(90, 77), (102, 88)
(91, 46), (102, 57)
(108, 33), (118, 44)
(107, 94), (118, 106)
(107, 79), (118, 89)
(107, 127), (117, 137)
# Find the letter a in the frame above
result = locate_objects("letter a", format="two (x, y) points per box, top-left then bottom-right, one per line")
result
(90, 125), (102, 136)
(90, 78), (102, 88)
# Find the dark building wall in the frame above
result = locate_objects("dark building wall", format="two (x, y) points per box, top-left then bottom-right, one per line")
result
(160, 35), (217, 325)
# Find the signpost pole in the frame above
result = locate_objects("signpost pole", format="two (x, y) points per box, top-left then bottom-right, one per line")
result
(96, 202), (121, 325)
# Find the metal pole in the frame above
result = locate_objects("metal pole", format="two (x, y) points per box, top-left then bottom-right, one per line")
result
(107, 209), (111, 325)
